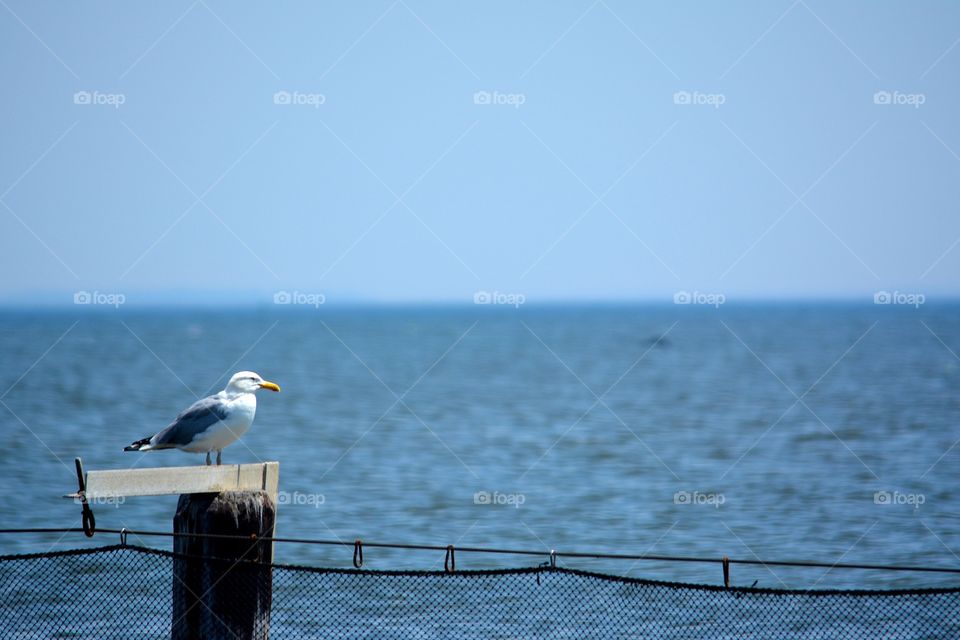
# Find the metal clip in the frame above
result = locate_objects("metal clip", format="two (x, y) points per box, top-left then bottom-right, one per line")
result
(75, 458), (95, 538)
(119, 528), (128, 547)
(352, 539), (363, 568)
(536, 550), (557, 585)
(722, 555), (730, 588)
(444, 545), (455, 573)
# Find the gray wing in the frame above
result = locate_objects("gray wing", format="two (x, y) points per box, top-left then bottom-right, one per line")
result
(151, 396), (230, 448)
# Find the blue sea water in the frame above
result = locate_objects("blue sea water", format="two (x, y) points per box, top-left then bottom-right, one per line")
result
(0, 303), (957, 589)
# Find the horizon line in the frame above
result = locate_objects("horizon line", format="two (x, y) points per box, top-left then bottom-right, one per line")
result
(0, 295), (955, 310)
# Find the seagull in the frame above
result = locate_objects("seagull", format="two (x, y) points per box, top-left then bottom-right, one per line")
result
(124, 371), (281, 465)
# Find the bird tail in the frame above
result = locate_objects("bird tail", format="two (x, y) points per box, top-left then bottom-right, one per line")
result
(124, 437), (153, 452)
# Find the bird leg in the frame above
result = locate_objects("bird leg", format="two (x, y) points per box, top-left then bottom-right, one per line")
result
(205, 452), (211, 466)
(216, 450), (222, 466)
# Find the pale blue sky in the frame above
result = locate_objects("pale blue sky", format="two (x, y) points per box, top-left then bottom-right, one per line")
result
(1, 1), (958, 304)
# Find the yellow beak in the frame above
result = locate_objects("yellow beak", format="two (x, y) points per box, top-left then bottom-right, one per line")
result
(258, 380), (281, 392)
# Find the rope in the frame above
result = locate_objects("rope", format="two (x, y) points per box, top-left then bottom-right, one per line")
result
(1, 527), (958, 575)
(8, 543), (960, 597)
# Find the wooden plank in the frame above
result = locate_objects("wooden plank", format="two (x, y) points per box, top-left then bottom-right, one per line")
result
(262, 462), (280, 507)
(69, 462), (280, 500)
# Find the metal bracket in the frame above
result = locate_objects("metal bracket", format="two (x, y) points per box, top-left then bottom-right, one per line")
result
(75, 458), (95, 537)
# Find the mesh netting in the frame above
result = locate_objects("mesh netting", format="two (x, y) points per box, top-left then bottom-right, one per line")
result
(1, 544), (957, 639)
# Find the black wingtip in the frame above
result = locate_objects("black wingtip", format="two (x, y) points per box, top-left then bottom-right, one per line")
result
(125, 437), (151, 452)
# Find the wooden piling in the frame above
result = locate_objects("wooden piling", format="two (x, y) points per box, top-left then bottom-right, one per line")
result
(64, 462), (280, 639)
(172, 491), (276, 640)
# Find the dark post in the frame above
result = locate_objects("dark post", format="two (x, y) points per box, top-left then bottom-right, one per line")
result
(172, 491), (275, 640)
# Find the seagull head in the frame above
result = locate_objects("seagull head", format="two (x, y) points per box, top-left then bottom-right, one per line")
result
(225, 371), (281, 395)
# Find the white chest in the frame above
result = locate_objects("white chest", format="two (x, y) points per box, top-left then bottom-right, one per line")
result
(185, 394), (258, 452)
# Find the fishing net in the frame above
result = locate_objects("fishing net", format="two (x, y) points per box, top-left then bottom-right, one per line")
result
(1, 544), (957, 639)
